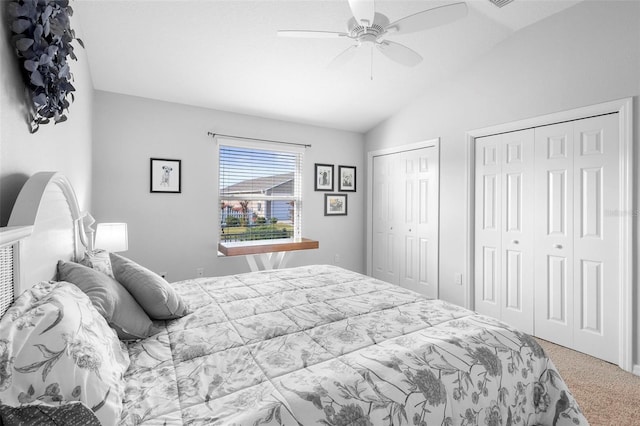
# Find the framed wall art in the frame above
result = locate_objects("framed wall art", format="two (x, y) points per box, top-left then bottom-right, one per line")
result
(324, 193), (347, 216)
(150, 158), (182, 193)
(314, 163), (334, 191)
(338, 165), (356, 192)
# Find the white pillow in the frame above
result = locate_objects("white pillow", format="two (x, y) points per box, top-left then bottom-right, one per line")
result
(0, 281), (130, 426)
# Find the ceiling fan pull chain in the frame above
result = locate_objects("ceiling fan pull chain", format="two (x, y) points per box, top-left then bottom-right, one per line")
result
(370, 45), (374, 80)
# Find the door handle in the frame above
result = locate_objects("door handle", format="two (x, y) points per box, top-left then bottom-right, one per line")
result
(512, 240), (519, 244)
(554, 244), (563, 249)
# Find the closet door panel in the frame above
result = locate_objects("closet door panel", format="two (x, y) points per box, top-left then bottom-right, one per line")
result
(483, 174), (499, 230)
(534, 122), (574, 345)
(418, 238), (431, 285)
(547, 255), (568, 323)
(505, 173), (521, 232)
(482, 246), (498, 302)
(547, 170), (568, 236)
(579, 259), (602, 333)
(572, 114), (619, 363)
(505, 249), (522, 309)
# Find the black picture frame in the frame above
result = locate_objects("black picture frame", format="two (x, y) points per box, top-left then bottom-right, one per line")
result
(150, 158), (182, 193)
(324, 193), (347, 216)
(314, 163), (334, 191)
(338, 165), (356, 192)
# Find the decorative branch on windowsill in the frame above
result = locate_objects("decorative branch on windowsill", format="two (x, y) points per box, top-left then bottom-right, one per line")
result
(8, 0), (84, 133)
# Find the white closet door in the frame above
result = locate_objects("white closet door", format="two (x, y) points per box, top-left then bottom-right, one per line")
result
(399, 153), (418, 289)
(474, 135), (502, 320)
(534, 114), (619, 363)
(474, 130), (534, 333)
(534, 122), (575, 345)
(398, 149), (439, 297)
(572, 114), (619, 363)
(372, 146), (439, 298)
(372, 153), (398, 285)
(500, 129), (534, 333)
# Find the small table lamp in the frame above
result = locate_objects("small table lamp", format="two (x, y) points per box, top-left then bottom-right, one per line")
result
(95, 223), (128, 252)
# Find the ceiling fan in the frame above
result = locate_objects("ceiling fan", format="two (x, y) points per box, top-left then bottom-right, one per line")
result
(277, 0), (468, 68)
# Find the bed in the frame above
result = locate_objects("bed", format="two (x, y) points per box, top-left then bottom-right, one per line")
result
(0, 172), (587, 426)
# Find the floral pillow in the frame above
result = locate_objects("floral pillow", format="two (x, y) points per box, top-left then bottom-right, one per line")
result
(0, 281), (130, 426)
(80, 249), (115, 278)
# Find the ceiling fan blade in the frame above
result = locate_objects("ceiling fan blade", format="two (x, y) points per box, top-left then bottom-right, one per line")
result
(385, 2), (468, 35)
(328, 45), (359, 69)
(376, 40), (422, 67)
(277, 30), (349, 39)
(348, 0), (375, 27)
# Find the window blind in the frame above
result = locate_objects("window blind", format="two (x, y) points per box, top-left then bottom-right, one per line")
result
(219, 143), (303, 243)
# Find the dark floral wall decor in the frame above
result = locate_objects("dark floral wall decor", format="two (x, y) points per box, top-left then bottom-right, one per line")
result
(7, 0), (84, 133)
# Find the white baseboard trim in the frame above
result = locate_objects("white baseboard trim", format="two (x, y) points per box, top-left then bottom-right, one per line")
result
(633, 365), (640, 376)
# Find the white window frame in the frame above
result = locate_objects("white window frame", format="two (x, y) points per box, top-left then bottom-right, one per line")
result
(214, 136), (304, 248)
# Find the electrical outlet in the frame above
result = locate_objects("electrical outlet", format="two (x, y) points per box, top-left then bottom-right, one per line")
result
(159, 272), (167, 280)
(196, 268), (204, 278)
(455, 273), (463, 285)
(334, 254), (340, 264)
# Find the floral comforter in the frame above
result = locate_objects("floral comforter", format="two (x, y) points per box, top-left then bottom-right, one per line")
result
(120, 265), (585, 426)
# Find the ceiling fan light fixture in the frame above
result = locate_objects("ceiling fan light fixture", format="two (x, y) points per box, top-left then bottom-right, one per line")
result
(347, 13), (388, 39)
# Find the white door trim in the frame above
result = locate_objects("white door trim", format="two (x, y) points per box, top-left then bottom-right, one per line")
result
(366, 139), (440, 278)
(465, 98), (634, 373)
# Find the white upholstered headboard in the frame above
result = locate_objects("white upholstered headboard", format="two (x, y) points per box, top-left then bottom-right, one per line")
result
(2, 172), (92, 304)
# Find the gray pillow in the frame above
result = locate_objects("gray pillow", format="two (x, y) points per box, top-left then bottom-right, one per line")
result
(109, 253), (190, 320)
(57, 260), (156, 340)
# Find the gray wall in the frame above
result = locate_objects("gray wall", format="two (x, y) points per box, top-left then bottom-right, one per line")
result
(92, 91), (365, 281)
(364, 1), (640, 367)
(0, 9), (93, 225)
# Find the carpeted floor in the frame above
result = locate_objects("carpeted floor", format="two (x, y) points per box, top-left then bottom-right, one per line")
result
(536, 338), (640, 426)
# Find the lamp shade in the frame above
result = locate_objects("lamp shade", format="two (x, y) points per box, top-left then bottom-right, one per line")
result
(95, 223), (128, 252)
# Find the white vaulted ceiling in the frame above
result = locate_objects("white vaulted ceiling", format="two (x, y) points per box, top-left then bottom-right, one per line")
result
(74, 0), (583, 132)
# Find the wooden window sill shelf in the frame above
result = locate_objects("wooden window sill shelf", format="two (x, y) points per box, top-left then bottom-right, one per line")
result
(218, 238), (319, 257)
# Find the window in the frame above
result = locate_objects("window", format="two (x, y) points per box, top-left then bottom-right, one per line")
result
(217, 139), (303, 245)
